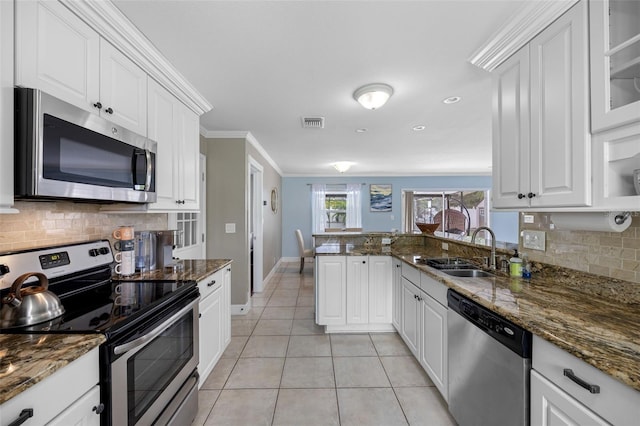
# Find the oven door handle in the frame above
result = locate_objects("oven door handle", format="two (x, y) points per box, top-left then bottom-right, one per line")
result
(114, 298), (198, 355)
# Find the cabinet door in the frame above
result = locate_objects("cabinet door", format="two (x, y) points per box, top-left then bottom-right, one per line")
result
(47, 386), (101, 426)
(316, 256), (346, 326)
(529, 0), (590, 207)
(222, 266), (232, 347)
(148, 78), (179, 209)
(0, 0), (15, 212)
(15, 0), (100, 111)
(391, 259), (402, 331)
(531, 370), (610, 426)
(492, 45), (530, 208)
(400, 278), (420, 358)
(198, 284), (223, 386)
(420, 294), (448, 402)
(99, 39), (147, 135)
(176, 102), (201, 210)
(346, 256), (369, 324)
(369, 256), (392, 324)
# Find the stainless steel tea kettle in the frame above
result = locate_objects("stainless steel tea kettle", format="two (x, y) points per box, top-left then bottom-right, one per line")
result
(1, 272), (65, 328)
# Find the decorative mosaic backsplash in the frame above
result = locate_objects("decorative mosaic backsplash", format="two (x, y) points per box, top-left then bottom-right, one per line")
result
(0, 202), (168, 252)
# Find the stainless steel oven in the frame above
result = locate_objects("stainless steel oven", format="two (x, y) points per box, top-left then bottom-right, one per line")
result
(109, 296), (199, 426)
(14, 88), (156, 203)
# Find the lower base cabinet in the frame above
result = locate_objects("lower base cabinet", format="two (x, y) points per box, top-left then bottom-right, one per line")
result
(198, 266), (232, 387)
(0, 347), (101, 426)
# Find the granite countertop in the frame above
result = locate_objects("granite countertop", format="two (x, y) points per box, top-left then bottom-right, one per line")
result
(113, 258), (233, 282)
(392, 251), (640, 393)
(0, 333), (105, 404)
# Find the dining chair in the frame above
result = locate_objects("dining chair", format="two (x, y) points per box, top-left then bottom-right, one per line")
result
(295, 229), (314, 274)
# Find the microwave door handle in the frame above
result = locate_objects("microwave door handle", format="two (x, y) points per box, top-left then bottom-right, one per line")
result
(145, 149), (152, 190)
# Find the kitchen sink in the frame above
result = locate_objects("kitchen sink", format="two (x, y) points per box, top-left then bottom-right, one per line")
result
(442, 269), (494, 278)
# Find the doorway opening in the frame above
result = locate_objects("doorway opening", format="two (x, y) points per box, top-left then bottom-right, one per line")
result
(249, 156), (264, 294)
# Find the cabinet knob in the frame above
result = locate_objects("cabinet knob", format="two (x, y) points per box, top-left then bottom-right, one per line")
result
(92, 403), (105, 415)
(105, 107), (113, 114)
(93, 102), (102, 110)
(362, 260), (366, 264)
(517, 193), (525, 199)
(8, 408), (33, 425)
(527, 192), (536, 198)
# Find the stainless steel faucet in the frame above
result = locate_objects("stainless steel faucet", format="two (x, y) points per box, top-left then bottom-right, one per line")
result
(471, 226), (496, 270)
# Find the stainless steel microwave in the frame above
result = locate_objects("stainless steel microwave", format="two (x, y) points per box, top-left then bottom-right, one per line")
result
(14, 88), (157, 203)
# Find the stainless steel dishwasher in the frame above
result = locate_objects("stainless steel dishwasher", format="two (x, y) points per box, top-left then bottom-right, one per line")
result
(447, 289), (532, 426)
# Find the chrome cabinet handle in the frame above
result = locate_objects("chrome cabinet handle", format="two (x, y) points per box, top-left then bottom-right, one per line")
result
(8, 408), (33, 426)
(563, 369), (600, 394)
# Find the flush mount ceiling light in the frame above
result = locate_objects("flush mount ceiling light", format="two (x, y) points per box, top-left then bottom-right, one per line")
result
(443, 96), (462, 104)
(412, 125), (426, 131)
(353, 83), (394, 110)
(332, 161), (354, 173)
(355, 128), (368, 133)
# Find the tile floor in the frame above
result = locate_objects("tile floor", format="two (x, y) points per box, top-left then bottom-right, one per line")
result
(193, 262), (456, 426)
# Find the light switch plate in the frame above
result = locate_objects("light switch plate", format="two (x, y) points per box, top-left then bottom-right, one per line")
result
(522, 230), (545, 251)
(381, 238), (391, 245)
(523, 214), (535, 224)
(225, 223), (236, 233)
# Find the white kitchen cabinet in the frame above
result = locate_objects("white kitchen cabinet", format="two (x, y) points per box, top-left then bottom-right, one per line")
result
(316, 255), (393, 332)
(532, 335), (640, 426)
(346, 256), (369, 324)
(316, 256), (347, 326)
(15, 1), (147, 135)
(492, 0), (591, 209)
(391, 258), (402, 332)
(175, 101), (201, 210)
(198, 272), (223, 386)
(590, 0), (640, 132)
(400, 277), (420, 358)
(0, 0), (16, 213)
(0, 347), (101, 426)
(419, 290), (448, 401)
(222, 265), (232, 347)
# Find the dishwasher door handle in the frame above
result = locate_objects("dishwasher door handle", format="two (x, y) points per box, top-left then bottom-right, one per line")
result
(563, 368), (600, 394)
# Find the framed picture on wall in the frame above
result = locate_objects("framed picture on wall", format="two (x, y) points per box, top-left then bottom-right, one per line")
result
(370, 184), (392, 212)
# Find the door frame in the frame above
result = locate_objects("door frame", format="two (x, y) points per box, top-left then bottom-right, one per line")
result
(248, 156), (264, 293)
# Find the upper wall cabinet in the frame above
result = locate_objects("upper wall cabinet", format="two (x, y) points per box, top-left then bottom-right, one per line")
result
(492, 1), (591, 209)
(0, 0), (17, 213)
(590, 0), (640, 132)
(15, 1), (147, 136)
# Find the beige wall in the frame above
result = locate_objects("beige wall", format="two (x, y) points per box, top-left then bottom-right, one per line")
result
(0, 201), (167, 252)
(520, 213), (640, 283)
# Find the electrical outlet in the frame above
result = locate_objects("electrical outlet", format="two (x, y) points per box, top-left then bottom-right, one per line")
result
(381, 238), (391, 245)
(522, 230), (546, 251)
(523, 214), (535, 224)
(225, 223), (236, 233)
(442, 242), (449, 251)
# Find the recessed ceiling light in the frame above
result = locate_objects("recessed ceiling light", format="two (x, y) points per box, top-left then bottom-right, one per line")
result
(412, 125), (426, 131)
(355, 128), (368, 133)
(443, 96), (462, 104)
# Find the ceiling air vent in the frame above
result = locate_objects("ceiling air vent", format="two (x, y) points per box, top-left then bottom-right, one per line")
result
(301, 116), (325, 129)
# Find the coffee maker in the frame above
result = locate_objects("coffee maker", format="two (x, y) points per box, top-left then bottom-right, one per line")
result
(154, 230), (182, 270)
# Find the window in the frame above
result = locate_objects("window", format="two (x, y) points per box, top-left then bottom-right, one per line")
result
(325, 193), (347, 228)
(311, 183), (362, 233)
(175, 212), (200, 249)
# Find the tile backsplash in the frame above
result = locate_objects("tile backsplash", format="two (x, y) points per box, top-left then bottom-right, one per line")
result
(520, 212), (640, 284)
(0, 202), (168, 252)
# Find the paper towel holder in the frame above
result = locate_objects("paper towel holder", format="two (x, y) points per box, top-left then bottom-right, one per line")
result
(615, 212), (631, 225)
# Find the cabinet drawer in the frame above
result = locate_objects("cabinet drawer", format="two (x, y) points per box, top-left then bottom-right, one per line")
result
(198, 270), (223, 299)
(401, 263), (420, 285)
(532, 335), (639, 426)
(420, 272), (447, 306)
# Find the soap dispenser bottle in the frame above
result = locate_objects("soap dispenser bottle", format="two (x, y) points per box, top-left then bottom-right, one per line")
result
(510, 249), (523, 277)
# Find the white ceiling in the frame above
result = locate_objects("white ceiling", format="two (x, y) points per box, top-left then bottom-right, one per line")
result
(113, 0), (525, 176)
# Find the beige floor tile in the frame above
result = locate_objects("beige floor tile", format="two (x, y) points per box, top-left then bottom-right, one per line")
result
(267, 296), (299, 307)
(272, 289), (300, 298)
(272, 389), (339, 426)
(192, 389), (220, 426)
(243, 306), (265, 320)
(280, 357), (335, 388)
(370, 333), (412, 356)
(333, 357), (391, 388)
(253, 319), (294, 335)
(286, 335), (331, 357)
(201, 358), (237, 390)
(337, 388), (408, 426)
(221, 336), (249, 359)
(225, 357), (285, 389)
(231, 319), (258, 336)
(241, 335), (290, 358)
(380, 356), (433, 387)
(252, 297), (269, 307)
(205, 389), (278, 426)
(261, 307), (296, 319)
(296, 296), (315, 307)
(277, 280), (302, 290)
(293, 306), (315, 319)
(394, 387), (456, 426)
(330, 334), (377, 356)
(291, 319), (324, 335)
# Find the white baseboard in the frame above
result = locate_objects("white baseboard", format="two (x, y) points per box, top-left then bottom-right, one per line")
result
(262, 259), (281, 285)
(281, 256), (313, 263)
(231, 300), (251, 315)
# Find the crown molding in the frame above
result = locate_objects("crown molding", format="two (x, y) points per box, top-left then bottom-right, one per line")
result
(200, 130), (283, 177)
(61, 0), (212, 115)
(468, 0), (579, 72)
